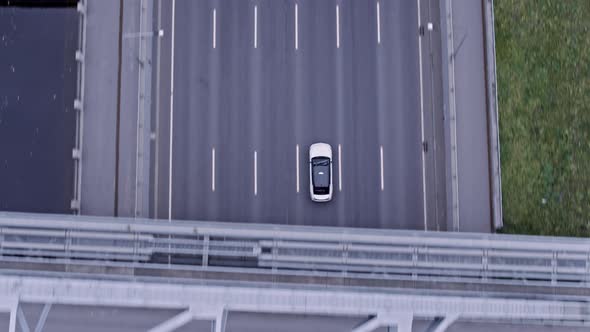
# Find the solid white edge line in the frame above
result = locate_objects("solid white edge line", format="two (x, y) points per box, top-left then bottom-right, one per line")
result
(295, 3), (298, 50)
(296, 144), (300, 193)
(254, 151), (258, 196)
(212, 148), (215, 192)
(417, 0), (428, 230)
(338, 144), (342, 192)
(336, 4), (340, 48)
(213, 9), (216, 49)
(254, 5), (258, 48)
(380, 146), (384, 191)
(377, 1), (381, 44)
(168, 0), (176, 221)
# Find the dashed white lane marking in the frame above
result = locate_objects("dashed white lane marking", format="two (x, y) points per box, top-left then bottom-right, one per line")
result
(377, 1), (381, 44)
(336, 5), (340, 48)
(417, 0), (427, 230)
(296, 144), (300, 193)
(380, 145), (384, 191)
(338, 144), (342, 192)
(254, 150), (258, 196)
(254, 5), (258, 48)
(213, 9), (217, 49)
(211, 147), (216, 192)
(295, 3), (299, 50)
(168, 0), (176, 221)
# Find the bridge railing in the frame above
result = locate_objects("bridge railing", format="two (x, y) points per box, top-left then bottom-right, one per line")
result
(71, 0), (88, 213)
(0, 212), (589, 287)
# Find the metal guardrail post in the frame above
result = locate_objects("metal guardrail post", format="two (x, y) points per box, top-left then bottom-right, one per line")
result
(202, 235), (209, 267)
(133, 232), (139, 261)
(272, 239), (278, 273)
(342, 243), (349, 277)
(551, 252), (557, 286)
(412, 247), (418, 280)
(482, 248), (488, 282)
(64, 230), (71, 259)
(482, 0), (503, 230)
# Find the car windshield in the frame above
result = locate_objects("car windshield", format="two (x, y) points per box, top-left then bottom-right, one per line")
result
(312, 157), (330, 191)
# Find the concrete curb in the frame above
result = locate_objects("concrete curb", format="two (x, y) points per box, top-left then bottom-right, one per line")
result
(482, 0), (503, 230)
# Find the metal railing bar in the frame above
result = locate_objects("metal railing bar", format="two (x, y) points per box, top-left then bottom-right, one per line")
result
(0, 250), (150, 262)
(2, 214), (590, 252)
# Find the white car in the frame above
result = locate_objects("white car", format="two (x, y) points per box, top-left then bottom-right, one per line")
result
(309, 143), (333, 202)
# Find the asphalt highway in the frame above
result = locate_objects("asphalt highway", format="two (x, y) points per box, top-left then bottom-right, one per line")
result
(154, 0), (437, 230)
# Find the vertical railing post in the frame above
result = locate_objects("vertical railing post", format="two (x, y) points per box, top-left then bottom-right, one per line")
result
(412, 246), (418, 280)
(0, 228), (3, 257)
(133, 232), (139, 262)
(202, 235), (209, 267)
(342, 243), (349, 277)
(64, 230), (72, 261)
(482, 248), (488, 282)
(551, 251), (557, 285)
(272, 239), (278, 273)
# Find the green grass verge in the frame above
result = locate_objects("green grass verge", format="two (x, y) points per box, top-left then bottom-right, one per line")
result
(495, 1), (590, 236)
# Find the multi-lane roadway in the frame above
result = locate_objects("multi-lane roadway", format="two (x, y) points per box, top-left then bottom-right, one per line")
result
(153, 0), (443, 230)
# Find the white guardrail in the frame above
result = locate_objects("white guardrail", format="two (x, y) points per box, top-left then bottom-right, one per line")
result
(0, 212), (589, 288)
(71, 0), (88, 213)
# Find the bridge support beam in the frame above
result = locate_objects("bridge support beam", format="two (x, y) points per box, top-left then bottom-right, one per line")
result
(147, 306), (223, 332)
(426, 314), (459, 332)
(0, 297), (18, 332)
(214, 308), (228, 332)
(352, 314), (413, 332)
(34, 303), (52, 332)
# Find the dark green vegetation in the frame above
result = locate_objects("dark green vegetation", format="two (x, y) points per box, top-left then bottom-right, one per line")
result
(495, 1), (590, 236)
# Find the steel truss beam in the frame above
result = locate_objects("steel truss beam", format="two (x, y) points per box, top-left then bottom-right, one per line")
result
(0, 275), (587, 327)
(352, 314), (413, 332)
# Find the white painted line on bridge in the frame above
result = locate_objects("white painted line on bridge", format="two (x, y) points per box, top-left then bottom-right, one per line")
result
(295, 3), (299, 50)
(254, 5), (258, 48)
(296, 144), (300, 193)
(212, 147), (216, 192)
(417, 0), (428, 230)
(380, 145), (384, 191)
(377, 1), (381, 44)
(213, 8), (217, 49)
(338, 144), (342, 192)
(168, 0), (176, 221)
(254, 150), (258, 196)
(336, 5), (340, 48)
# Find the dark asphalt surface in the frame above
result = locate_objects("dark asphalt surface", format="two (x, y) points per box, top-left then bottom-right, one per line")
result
(0, 7), (77, 214)
(156, 0), (433, 230)
(421, 0), (446, 231)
